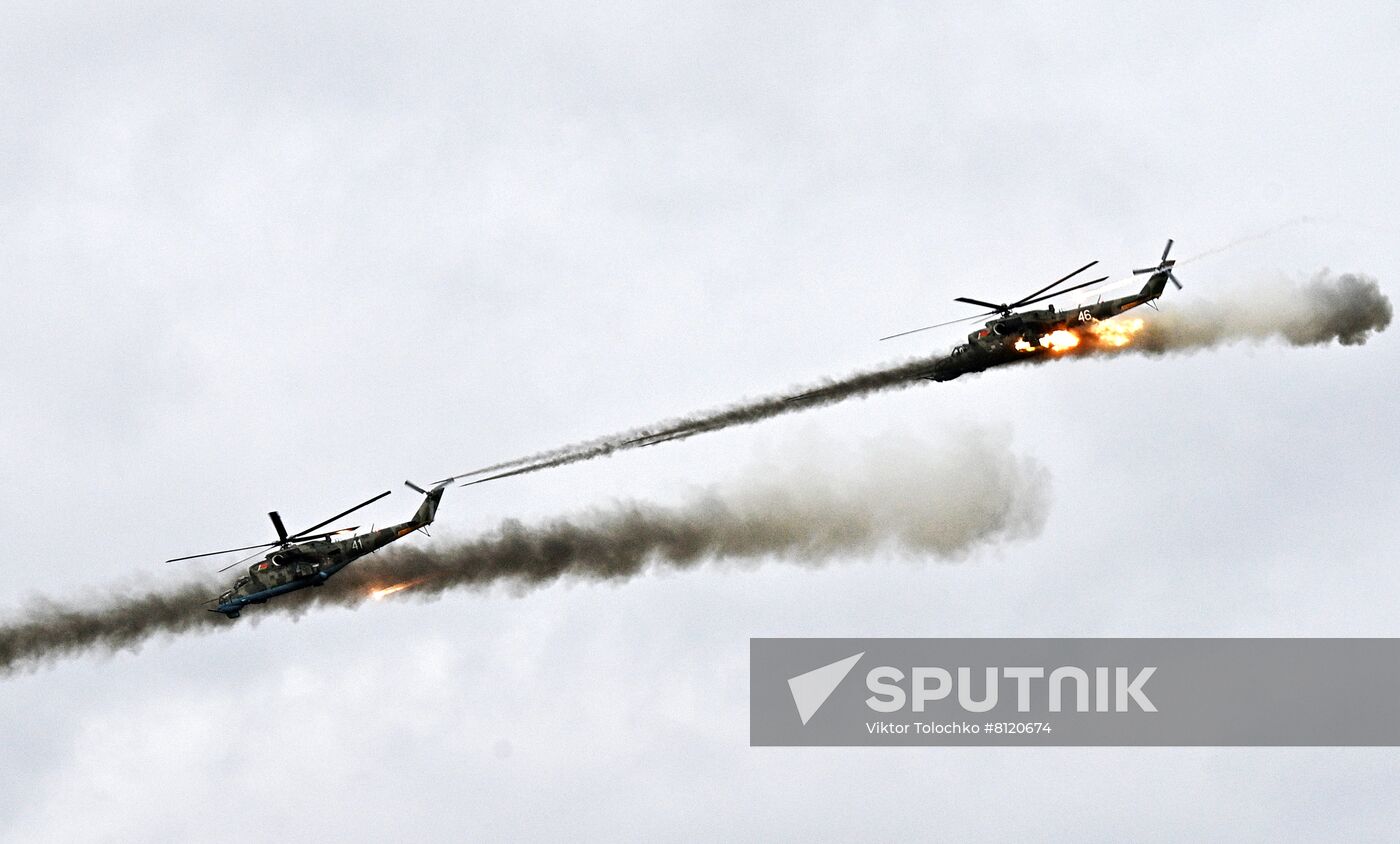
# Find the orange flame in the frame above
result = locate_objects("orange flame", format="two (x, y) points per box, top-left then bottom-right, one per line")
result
(1013, 317), (1145, 357)
(369, 579), (422, 600)
(1039, 329), (1080, 352)
(1088, 317), (1144, 347)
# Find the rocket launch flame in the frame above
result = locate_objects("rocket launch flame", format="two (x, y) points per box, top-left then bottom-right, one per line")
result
(1015, 316), (1146, 356)
(1088, 317), (1145, 347)
(369, 580), (422, 600)
(1039, 330), (1081, 352)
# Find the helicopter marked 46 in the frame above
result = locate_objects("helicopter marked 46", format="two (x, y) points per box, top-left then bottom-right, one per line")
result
(883, 240), (1183, 381)
(166, 481), (448, 618)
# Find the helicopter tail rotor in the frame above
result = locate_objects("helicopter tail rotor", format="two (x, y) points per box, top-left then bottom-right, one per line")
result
(1133, 238), (1183, 290)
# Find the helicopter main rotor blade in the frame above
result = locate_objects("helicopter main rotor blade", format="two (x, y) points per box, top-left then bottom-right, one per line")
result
(268, 511), (289, 544)
(287, 490), (392, 541)
(1012, 276), (1110, 309)
(209, 526), (363, 572)
(166, 541), (279, 564)
(291, 527), (361, 542)
(878, 310), (999, 341)
(219, 546), (273, 573)
(952, 297), (1007, 311)
(1009, 260), (1099, 308)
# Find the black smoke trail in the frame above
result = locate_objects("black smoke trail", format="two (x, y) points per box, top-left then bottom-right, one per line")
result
(442, 272), (1390, 484)
(0, 432), (1049, 675)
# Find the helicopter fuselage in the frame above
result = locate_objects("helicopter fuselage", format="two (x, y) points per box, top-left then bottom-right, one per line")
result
(926, 270), (1171, 382)
(211, 485), (445, 618)
(213, 526), (407, 617)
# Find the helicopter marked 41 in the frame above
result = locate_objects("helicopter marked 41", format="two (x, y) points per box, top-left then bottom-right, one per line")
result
(166, 481), (448, 618)
(882, 240), (1183, 381)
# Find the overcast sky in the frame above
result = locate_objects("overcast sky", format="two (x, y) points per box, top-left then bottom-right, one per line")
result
(3, 2), (1399, 840)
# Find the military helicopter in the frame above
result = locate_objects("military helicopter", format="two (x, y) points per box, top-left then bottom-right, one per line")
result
(881, 239), (1184, 381)
(167, 481), (448, 618)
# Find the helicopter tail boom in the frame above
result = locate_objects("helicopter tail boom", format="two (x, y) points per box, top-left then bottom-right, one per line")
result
(1136, 271), (1172, 301)
(405, 480), (448, 529)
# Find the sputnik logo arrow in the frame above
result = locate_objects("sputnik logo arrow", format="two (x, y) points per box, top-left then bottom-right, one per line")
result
(787, 652), (864, 725)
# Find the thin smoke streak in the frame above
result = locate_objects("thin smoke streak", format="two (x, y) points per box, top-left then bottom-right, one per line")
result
(1177, 217), (1316, 266)
(447, 272), (1391, 484)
